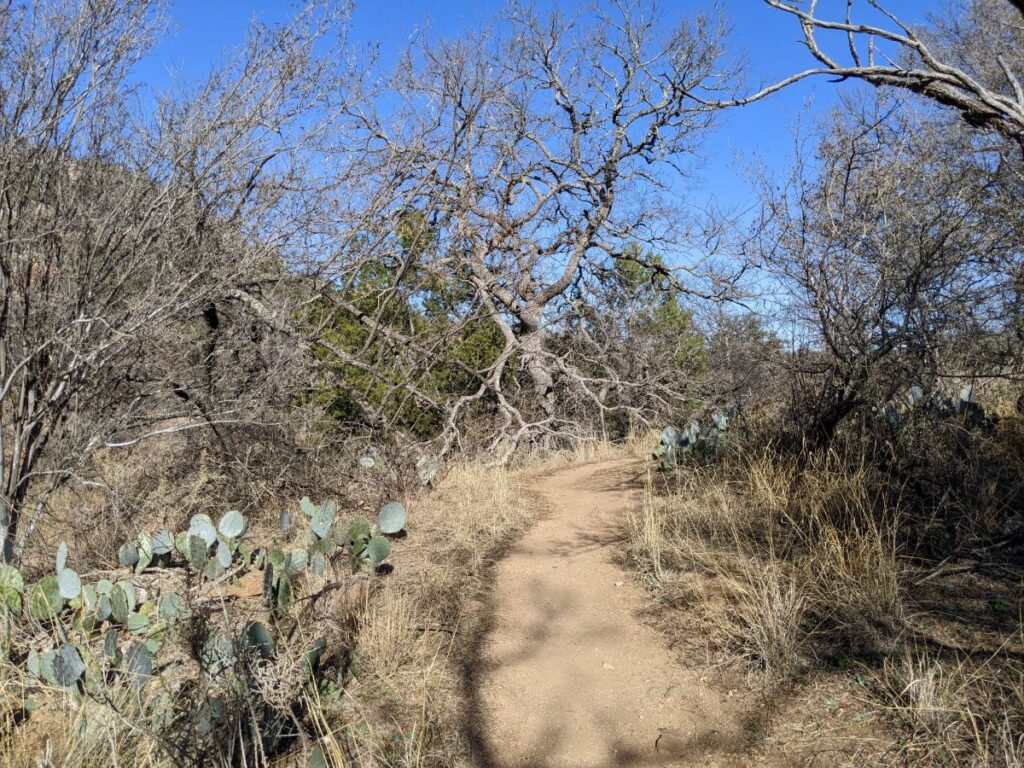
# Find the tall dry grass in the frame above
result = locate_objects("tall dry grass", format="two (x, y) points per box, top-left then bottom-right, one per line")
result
(878, 645), (1024, 767)
(2, 434), (627, 768)
(330, 440), (630, 767)
(625, 444), (1023, 766)
(627, 449), (904, 677)
(0, 661), (166, 768)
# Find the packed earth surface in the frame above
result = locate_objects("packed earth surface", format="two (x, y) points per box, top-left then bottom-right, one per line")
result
(471, 460), (750, 767)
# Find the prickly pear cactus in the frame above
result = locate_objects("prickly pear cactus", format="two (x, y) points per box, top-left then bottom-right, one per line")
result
(377, 502), (407, 534)
(653, 406), (739, 468)
(0, 564), (24, 615)
(28, 575), (63, 620)
(218, 510), (246, 540)
(6, 491), (407, 761)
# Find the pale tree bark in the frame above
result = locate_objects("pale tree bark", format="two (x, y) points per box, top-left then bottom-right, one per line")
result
(0, 0), (355, 561)
(763, 0), (1024, 152)
(314, 0), (742, 454)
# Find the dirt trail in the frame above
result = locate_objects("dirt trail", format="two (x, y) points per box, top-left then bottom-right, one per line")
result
(471, 459), (748, 768)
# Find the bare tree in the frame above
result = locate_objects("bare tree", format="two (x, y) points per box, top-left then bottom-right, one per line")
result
(0, 0), (354, 561)
(753, 90), (1022, 442)
(763, 0), (1024, 152)
(313, 0), (740, 455)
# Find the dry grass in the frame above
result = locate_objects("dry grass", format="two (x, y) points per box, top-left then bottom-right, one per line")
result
(627, 450), (905, 677)
(625, 445), (1023, 766)
(0, 662), (166, 768)
(339, 438), (627, 766)
(878, 646), (1024, 767)
(2, 433), (625, 768)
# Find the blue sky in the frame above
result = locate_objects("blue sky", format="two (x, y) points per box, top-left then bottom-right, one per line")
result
(137, 0), (933, 214)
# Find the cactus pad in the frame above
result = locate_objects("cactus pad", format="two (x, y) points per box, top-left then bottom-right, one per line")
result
(377, 502), (407, 534)
(218, 510), (246, 539)
(57, 569), (81, 600)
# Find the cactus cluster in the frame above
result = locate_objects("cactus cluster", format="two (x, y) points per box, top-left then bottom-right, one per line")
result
(653, 405), (738, 469)
(0, 540), (170, 646)
(8, 550), (179, 692)
(1, 491), (409, 762)
(874, 383), (993, 429)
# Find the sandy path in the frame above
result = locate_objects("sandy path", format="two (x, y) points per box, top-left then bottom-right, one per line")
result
(472, 459), (747, 768)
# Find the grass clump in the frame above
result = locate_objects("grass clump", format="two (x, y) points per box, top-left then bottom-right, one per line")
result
(627, 439), (1022, 767)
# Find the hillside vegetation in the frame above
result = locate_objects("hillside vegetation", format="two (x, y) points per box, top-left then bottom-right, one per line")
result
(0, 0), (1022, 766)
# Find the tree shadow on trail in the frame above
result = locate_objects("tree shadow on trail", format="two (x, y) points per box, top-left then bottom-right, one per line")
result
(457, 461), (753, 768)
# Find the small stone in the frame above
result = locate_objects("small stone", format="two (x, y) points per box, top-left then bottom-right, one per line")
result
(613, 581), (623, 587)
(655, 729), (688, 755)
(647, 685), (661, 697)
(663, 685), (681, 701)
(602, 661), (615, 670)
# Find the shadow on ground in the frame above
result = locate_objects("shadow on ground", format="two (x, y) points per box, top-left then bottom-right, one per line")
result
(456, 460), (754, 768)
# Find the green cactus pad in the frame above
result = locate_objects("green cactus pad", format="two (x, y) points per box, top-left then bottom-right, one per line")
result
(103, 628), (119, 659)
(0, 564), (24, 615)
(151, 529), (174, 556)
(134, 548), (152, 575)
(311, 502), (336, 539)
(218, 510), (246, 540)
(55, 541), (68, 573)
(118, 543), (139, 567)
(81, 583), (97, 613)
(115, 581), (136, 611)
(73, 611), (98, 634)
(268, 548), (286, 572)
(187, 514), (218, 547)
(159, 593), (186, 622)
(243, 621), (275, 658)
(122, 642), (152, 690)
(96, 595), (112, 622)
(300, 496), (317, 517)
(366, 535), (391, 564)
(377, 502), (407, 534)
(28, 576), (63, 620)
(188, 535), (207, 570)
(36, 650), (57, 684)
(126, 613), (149, 633)
(110, 586), (130, 625)
(205, 558), (224, 580)
(309, 746), (328, 768)
(276, 573), (292, 614)
(216, 539), (233, 569)
(174, 532), (190, 559)
(53, 643), (86, 687)
(57, 569), (81, 600)
(287, 549), (308, 574)
(310, 552), (326, 576)
(26, 649), (44, 679)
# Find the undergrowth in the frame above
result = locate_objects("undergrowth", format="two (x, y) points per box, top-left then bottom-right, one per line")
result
(0, 438), (610, 768)
(627, 437), (1023, 767)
